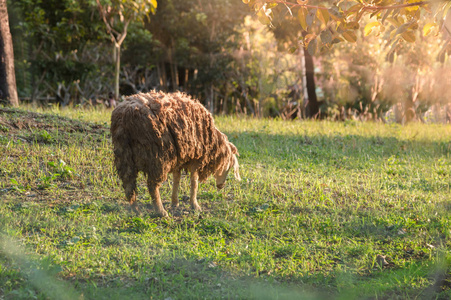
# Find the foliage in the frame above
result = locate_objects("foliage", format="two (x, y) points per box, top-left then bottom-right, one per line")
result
(8, 0), (110, 104)
(146, 0), (248, 107)
(316, 17), (451, 121)
(227, 16), (303, 116)
(88, 0), (158, 100)
(9, 0), (250, 110)
(241, 0), (451, 121)
(1, 108), (451, 298)
(244, 0), (451, 59)
(6, 0), (450, 119)
(90, 0), (157, 24)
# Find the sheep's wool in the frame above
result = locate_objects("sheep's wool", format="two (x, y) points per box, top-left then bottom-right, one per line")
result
(111, 91), (239, 216)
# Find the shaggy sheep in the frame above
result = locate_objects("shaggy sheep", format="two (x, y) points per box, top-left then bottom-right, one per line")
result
(111, 91), (241, 217)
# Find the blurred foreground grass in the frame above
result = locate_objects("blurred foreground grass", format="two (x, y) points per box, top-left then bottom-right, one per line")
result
(0, 106), (450, 299)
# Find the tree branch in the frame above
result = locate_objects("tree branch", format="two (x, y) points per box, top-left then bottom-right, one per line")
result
(95, 0), (117, 43)
(117, 18), (131, 46)
(359, 1), (429, 11)
(267, 1), (430, 11)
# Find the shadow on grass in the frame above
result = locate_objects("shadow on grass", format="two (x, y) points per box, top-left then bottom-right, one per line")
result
(75, 257), (331, 300)
(2, 237), (449, 300)
(1, 204), (450, 299)
(0, 232), (328, 299)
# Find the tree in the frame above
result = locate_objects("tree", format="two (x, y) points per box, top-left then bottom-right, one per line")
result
(10, 0), (110, 105)
(92, 0), (157, 101)
(245, 1), (450, 52)
(226, 16), (302, 117)
(0, 0), (18, 106)
(244, 0), (451, 120)
(146, 0), (248, 112)
(268, 6), (322, 118)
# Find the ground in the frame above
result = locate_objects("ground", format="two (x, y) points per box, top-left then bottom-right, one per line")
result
(0, 106), (450, 299)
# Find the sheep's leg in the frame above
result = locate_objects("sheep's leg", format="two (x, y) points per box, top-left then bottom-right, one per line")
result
(147, 180), (168, 217)
(190, 171), (202, 212)
(123, 172), (138, 213)
(171, 170), (181, 207)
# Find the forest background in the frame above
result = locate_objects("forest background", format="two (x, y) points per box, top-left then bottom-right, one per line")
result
(3, 0), (451, 122)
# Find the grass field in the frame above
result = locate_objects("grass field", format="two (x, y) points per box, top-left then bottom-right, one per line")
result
(0, 106), (450, 299)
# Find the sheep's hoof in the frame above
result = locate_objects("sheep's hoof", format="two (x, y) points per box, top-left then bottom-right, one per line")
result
(129, 203), (141, 215)
(192, 204), (202, 212)
(156, 209), (169, 218)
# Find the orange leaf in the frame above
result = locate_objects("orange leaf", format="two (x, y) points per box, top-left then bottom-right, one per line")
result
(342, 31), (357, 43)
(401, 31), (415, 43)
(316, 7), (329, 25)
(298, 7), (308, 31)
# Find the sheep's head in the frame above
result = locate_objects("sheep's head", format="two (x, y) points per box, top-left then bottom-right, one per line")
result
(215, 142), (241, 189)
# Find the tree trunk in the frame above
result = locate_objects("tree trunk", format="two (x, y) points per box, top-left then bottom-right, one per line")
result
(114, 43), (120, 101)
(303, 41), (319, 118)
(299, 47), (308, 118)
(157, 62), (167, 91)
(222, 83), (229, 115)
(0, 0), (19, 107)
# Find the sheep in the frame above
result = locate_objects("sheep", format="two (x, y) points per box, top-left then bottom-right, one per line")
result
(110, 91), (241, 217)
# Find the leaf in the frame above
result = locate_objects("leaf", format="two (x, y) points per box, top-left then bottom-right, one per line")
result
(304, 33), (316, 44)
(347, 3), (363, 13)
(443, 1), (451, 19)
(364, 22), (381, 36)
(346, 22), (360, 30)
(331, 37), (344, 44)
(316, 7), (329, 25)
(410, 22), (419, 30)
(370, 10), (380, 19)
(298, 7), (308, 31)
(394, 22), (410, 36)
(386, 17), (401, 27)
(306, 9), (315, 27)
(389, 28), (398, 39)
(437, 42), (449, 63)
(242, 0), (250, 3)
(253, 2), (263, 11)
(320, 30), (333, 44)
(392, 8), (401, 18)
(266, 3), (278, 9)
(381, 8), (392, 23)
(288, 46), (297, 54)
(386, 39), (399, 61)
(436, 40), (451, 63)
(257, 9), (271, 25)
(423, 23), (436, 36)
(328, 6), (343, 21)
(387, 50), (395, 63)
(307, 38), (318, 56)
(342, 31), (357, 43)
(401, 30), (415, 43)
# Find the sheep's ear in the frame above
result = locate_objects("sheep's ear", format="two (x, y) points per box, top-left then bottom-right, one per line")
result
(233, 155), (241, 181)
(229, 142), (239, 156)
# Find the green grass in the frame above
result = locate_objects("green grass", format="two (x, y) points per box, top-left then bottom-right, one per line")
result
(0, 106), (450, 299)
